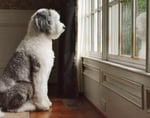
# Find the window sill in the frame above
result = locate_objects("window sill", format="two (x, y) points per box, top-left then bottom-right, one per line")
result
(108, 55), (145, 70)
(82, 56), (150, 78)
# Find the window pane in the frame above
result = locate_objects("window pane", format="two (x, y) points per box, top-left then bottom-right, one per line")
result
(98, 0), (102, 53)
(99, 11), (102, 53)
(94, 0), (98, 9)
(136, 0), (147, 58)
(93, 12), (98, 52)
(121, 0), (132, 56)
(91, 0), (98, 52)
(99, 0), (102, 6)
(109, 4), (119, 55)
(88, 0), (92, 51)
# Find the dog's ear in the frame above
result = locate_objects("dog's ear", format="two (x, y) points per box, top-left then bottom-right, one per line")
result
(34, 12), (50, 33)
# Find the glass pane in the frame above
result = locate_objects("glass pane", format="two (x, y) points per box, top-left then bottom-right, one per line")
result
(99, 0), (102, 6)
(98, 0), (102, 53)
(121, 0), (132, 56)
(88, 0), (92, 51)
(109, 4), (119, 55)
(91, 0), (98, 52)
(93, 12), (98, 52)
(136, 0), (147, 59)
(94, 0), (98, 9)
(88, 16), (92, 51)
(98, 11), (102, 53)
(109, 0), (113, 2)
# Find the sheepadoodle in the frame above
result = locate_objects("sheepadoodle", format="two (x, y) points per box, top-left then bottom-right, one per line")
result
(0, 8), (65, 115)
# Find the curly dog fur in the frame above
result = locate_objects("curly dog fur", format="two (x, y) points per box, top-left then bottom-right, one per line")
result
(0, 8), (65, 115)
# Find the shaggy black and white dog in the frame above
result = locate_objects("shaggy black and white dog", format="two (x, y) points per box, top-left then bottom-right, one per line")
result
(0, 8), (65, 116)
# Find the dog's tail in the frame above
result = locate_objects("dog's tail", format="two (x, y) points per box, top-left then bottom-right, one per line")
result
(0, 109), (4, 117)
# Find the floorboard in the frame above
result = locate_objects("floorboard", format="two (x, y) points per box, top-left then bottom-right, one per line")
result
(30, 97), (106, 118)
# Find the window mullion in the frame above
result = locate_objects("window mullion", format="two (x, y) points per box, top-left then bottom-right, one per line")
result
(91, 0), (94, 52)
(88, 0), (92, 53)
(98, 0), (102, 54)
(118, 1), (121, 56)
(146, 0), (150, 72)
(97, 0), (100, 54)
(132, 0), (136, 58)
(102, 0), (109, 60)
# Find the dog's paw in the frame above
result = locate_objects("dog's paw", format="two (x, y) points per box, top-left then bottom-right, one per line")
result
(16, 101), (36, 112)
(35, 102), (50, 111)
(46, 98), (52, 107)
(0, 110), (5, 117)
(49, 101), (52, 107)
(5, 109), (17, 112)
(33, 97), (52, 110)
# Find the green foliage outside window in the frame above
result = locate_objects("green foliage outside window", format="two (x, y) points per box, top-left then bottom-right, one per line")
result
(122, 0), (132, 55)
(138, 0), (147, 13)
(121, 0), (147, 56)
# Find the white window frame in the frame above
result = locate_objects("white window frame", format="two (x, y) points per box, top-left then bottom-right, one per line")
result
(108, 0), (147, 70)
(77, 0), (150, 72)
(86, 0), (103, 58)
(147, 0), (150, 72)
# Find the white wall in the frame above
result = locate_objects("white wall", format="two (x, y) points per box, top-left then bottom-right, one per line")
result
(0, 10), (34, 75)
(82, 57), (150, 118)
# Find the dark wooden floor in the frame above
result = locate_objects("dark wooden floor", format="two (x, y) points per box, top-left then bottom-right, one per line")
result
(30, 97), (106, 118)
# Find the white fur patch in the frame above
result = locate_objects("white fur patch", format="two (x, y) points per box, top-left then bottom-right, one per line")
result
(0, 110), (4, 117)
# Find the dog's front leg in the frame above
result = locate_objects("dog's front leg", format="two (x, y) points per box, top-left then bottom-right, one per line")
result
(30, 56), (50, 110)
(30, 55), (53, 110)
(32, 73), (51, 111)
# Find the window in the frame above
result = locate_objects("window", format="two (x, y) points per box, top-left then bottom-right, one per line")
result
(82, 0), (102, 58)
(108, 0), (147, 69)
(78, 0), (148, 70)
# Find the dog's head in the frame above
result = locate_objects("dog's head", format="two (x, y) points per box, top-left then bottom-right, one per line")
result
(31, 8), (65, 39)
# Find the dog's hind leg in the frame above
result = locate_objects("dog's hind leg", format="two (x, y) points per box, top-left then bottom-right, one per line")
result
(0, 82), (33, 111)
